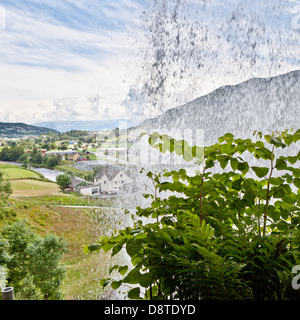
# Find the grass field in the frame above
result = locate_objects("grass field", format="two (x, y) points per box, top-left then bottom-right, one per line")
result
(0, 198), (125, 300)
(1, 167), (42, 180)
(20, 194), (114, 207)
(0, 162), (123, 299)
(0, 163), (43, 180)
(10, 179), (60, 197)
(0, 162), (58, 197)
(46, 206), (125, 300)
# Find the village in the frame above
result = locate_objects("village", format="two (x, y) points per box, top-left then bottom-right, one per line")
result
(0, 127), (141, 300)
(0, 128), (138, 198)
(67, 165), (134, 196)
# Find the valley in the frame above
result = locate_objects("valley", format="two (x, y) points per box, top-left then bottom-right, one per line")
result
(0, 157), (126, 299)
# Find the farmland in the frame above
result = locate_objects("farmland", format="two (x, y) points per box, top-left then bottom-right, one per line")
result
(0, 162), (60, 197)
(0, 163), (42, 180)
(10, 179), (60, 197)
(0, 161), (122, 299)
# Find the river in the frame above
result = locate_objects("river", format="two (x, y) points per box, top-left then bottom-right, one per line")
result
(30, 167), (64, 182)
(1, 161), (64, 182)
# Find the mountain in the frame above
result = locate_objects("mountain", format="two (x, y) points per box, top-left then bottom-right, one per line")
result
(140, 69), (300, 146)
(33, 119), (142, 133)
(0, 122), (59, 137)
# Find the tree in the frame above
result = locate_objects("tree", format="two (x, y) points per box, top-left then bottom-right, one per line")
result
(41, 143), (51, 151)
(0, 174), (12, 290)
(50, 142), (57, 150)
(0, 172), (12, 206)
(21, 159), (29, 169)
(45, 155), (60, 168)
(30, 151), (43, 165)
(56, 173), (71, 192)
(58, 144), (68, 151)
(1, 220), (68, 300)
(26, 234), (68, 300)
(0, 237), (11, 290)
(19, 153), (29, 164)
(84, 129), (300, 300)
(0, 146), (24, 161)
(1, 220), (39, 291)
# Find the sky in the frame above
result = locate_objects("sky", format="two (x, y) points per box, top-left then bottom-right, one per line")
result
(0, 0), (299, 124)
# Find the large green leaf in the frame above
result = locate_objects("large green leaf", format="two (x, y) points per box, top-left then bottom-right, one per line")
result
(269, 177), (284, 186)
(111, 280), (123, 289)
(118, 265), (129, 276)
(252, 166), (269, 178)
(269, 137), (286, 148)
(220, 144), (232, 154)
(219, 156), (229, 169)
(275, 158), (287, 170)
(294, 178), (300, 188)
(230, 158), (239, 171)
(126, 238), (143, 257)
(128, 287), (141, 299)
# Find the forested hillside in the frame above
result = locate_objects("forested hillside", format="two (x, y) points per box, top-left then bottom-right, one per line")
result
(0, 122), (59, 137)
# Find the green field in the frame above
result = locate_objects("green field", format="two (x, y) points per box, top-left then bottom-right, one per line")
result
(10, 179), (60, 197)
(0, 163), (42, 180)
(20, 194), (114, 207)
(0, 162), (58, 197)
(0, 162), (121, 299)
(1, 167), (42, 180)
(0, 197), (123, 299)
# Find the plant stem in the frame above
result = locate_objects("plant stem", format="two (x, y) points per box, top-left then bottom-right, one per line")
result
(263, 146), (275, 237)
(257, 198), (261, 236)
(199, 167), (205, 225)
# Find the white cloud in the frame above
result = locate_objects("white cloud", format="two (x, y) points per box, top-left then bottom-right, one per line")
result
(0, 1), (144, 123)
(0, 0), (299, 124)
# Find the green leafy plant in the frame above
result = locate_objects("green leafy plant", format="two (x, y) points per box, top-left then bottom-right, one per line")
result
(84, 129), (300, 300)
(56, 173), (71, 192)
(0, 171), (12, 207)
(0, 236), (10, 291)
(1, 220), (68, 300)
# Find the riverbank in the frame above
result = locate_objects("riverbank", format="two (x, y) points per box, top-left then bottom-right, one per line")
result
(0, 160), (64, 182)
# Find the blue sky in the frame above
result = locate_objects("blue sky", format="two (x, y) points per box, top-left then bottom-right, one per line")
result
(0, 0), (299, 123)
(0, 0), (141, 71)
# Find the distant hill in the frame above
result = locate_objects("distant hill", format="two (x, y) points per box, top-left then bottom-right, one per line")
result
(33, 119), (142, 133)
(0, 122), (59, 137)
(140, 69), (300, 146)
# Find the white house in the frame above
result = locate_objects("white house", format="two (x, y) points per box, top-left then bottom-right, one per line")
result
(94, 166), (132, 194)
(79, 185), (101, 196)
(66, 166), (133, 197)
(67, 177), (93, 193)
(67, 177), (101, 196)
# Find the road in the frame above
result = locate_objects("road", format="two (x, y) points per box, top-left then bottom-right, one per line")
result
(46, 205), (136, 211)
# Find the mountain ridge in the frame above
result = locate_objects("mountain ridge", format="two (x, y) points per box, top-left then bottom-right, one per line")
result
(140, 69), (300, 145)
(33, 119), (142, 133)
(0, 122), (59, 137)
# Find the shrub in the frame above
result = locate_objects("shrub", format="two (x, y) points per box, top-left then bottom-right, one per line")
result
(1, 220), (68, 300)
(84, 129), (300, 300)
